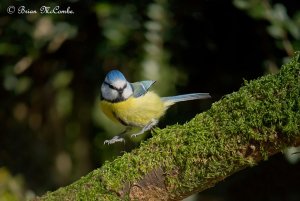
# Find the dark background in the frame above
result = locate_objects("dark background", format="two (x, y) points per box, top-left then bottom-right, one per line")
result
(0, 0), (299, 200)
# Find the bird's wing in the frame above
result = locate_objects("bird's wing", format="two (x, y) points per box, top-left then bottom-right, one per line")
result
(131, 80), (156, 97)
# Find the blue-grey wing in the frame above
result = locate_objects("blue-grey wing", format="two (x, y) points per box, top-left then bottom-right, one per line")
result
(131, 80), (156, 97)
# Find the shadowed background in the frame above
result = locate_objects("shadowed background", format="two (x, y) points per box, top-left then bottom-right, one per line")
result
(0, 0), (299, 200)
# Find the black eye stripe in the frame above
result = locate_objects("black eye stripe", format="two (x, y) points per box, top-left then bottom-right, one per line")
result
(104, 81), (127, 91)
(104, 81), (118, 90)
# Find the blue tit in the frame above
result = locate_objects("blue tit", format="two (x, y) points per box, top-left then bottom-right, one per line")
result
(100, 70), (211, 144)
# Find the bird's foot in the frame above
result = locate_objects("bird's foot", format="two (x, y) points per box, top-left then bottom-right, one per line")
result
(104, 136), (125, 145)
(130, 132), (142, 138)
(130, 119), (158, 138)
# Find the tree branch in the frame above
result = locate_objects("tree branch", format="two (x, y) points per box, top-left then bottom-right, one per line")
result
(35, 52), (300, 201)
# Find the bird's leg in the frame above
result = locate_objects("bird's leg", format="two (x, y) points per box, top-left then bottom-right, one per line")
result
(131, 119), (158, 138)
(104, 127), (132, 145)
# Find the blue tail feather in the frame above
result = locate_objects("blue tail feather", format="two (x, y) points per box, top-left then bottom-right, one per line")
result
(161, 93), (211, 103)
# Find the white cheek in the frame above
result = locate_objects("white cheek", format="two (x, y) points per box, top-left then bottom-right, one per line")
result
(111, 90), (118, 99)
(122, 86), (133, 99)
(101, 85), (118, 101)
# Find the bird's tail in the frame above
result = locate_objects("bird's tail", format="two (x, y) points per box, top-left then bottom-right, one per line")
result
(161, 93), (211, 107)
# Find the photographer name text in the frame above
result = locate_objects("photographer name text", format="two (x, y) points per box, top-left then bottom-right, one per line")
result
(7, 6), (74, 15)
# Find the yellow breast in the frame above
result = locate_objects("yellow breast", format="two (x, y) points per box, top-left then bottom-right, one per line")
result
(100, 91), (166, 127)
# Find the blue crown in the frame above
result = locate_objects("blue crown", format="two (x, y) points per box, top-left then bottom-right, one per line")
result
(106, 70), (126, 82)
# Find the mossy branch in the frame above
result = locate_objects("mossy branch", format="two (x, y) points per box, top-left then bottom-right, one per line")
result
(35, 52), (300, 201)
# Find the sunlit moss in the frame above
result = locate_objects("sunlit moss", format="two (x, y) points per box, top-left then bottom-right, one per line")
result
(38, 52), (300, 200)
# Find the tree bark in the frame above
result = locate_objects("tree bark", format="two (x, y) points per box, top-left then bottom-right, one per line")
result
(35, 52), (300, 201)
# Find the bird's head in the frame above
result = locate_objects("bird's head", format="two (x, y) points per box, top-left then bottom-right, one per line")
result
(101, 70), (133, 102)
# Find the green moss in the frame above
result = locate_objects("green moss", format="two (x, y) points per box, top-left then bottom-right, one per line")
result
(38, 52), (300, 200)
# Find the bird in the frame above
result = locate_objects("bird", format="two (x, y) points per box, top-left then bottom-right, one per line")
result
(100, 70), (211, 144)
